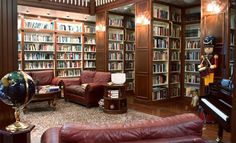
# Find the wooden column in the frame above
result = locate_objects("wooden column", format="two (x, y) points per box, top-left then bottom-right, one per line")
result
(200, 0), (229, 96)
(232, 3), (236, 143)
(134, 0), (152, 102)
(0, 0), (18, 78)
(96, 12), (108, 72)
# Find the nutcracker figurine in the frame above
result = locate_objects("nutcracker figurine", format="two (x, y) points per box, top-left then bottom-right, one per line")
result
(198, 36), (218, 86)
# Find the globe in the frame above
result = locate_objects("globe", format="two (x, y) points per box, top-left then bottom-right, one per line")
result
(0, 71), (35, 131)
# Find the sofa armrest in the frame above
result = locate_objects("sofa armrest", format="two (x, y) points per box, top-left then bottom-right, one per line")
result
(85, 83), (104, 92)
(51, 77), (63, 87)
(41, 127), (61, 143)
(62, 78), (81, 87)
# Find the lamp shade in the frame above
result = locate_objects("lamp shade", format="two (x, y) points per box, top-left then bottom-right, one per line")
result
(111, 73), (126, 84)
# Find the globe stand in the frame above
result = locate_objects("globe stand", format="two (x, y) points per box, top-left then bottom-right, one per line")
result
(6, 107), (29, 132)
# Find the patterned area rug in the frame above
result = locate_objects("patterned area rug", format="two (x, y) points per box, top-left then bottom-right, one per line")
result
(21, 99), (159, 143)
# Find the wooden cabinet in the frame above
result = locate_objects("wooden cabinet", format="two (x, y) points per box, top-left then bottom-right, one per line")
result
(17, 15), (96, 78)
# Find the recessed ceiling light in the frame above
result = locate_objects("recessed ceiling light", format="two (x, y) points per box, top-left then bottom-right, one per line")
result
(66, 15), (70, 18)
(47, 12), (50, 16)
(26, 10), (29, 14)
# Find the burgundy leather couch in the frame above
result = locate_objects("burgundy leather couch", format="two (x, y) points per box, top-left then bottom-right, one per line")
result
(41, 113), (206, 143)
(62, 71), (111, 107)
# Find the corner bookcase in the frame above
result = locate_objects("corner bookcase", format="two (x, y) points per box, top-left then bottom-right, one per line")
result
(17, 14), (96, 78)
(183, 6), (201, 97)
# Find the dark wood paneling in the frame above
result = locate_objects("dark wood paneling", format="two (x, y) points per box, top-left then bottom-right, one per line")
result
(96, 12), (107, 72)
(135, 74), (150, 100)
(134, 0), (151, 101)
(17, 0), (90, 14)
(0, 0), (17, 78)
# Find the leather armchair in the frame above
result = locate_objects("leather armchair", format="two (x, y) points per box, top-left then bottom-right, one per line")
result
(62, 71), (111, 107)
(41, 113), (206, 143)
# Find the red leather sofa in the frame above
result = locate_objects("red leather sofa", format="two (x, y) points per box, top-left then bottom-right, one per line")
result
(62, 71), (111, 107)
(41, 113), (206, 143)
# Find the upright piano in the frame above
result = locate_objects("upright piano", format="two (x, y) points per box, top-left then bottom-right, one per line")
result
(199, 83), (232, 142)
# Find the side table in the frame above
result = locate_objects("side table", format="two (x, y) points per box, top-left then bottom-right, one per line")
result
(0, 125), (35, 143)
(103, 84), (127, 114)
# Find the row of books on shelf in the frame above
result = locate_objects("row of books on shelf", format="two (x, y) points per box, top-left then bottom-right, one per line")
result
(25, 53), (54, 60)
(170, 63), (180, 71)
(126, 33), (135, 41)
(84, 61), (96, 68)
(171, 51), (180, 60)
(153, 63), (167, 73)
(84, 46), (96, 52)
(57, 45), (82, 52)
(57, 69), (81, 77)
(24, 20), (54, 30)
(171, 27), (181, 38)
(108, 62), (123, 71)
(84, 25), (95, 33)
(57, 23), (83, 32)
(185, 52), (200, 60)
(125, 43), (135, 51)
(125, 53), (134, 60)
(109, 43), (124, 50)
(125, 62), (134, 69)
(170, 87), (180, 97)
(153, 75), (167, 85)
(185, 74), (200, 84)
(185, 29), (200, 38)
(172, 12), (181, 22)
(109, 17), (123, 27)
(230, 32), (235, 45)
(24, 43), (54, 51)
(185, 64), (198, 72)
(84, 53), (96, 60)
(170, 40), (180, 49)
(152, 87), (168, 101)
(153, 7), (169, 20)
(186, 41), (200, 49)
(57, 53), (82, 60)
(84, 37), (96, 44)
(170, 74), (180, 83)
(25, 61), (53, 69)
(109, 33), (124, 41)
(185, 13), (200, 22)
(230, 48), (234, 61)
(126, 71), (134, 79)
(109, 53), (123, 60)
(153, 38), (168, 48)
(153, 26), (169, 37)
(57, 36), (82, 44)
(24, 33), (53, 42)
(153, 51), (168, 61)
(126, 82), (134, 90)
(57, 61), (82, 68)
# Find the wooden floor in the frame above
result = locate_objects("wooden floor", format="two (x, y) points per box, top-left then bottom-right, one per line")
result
(127, 96), (231, 143)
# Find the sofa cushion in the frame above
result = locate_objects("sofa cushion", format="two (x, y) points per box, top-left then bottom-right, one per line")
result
(93, 72), (111, 84)
(30, 70), (54, 86)
(65, 85), (85, 97)
(81, 71), (96, 84)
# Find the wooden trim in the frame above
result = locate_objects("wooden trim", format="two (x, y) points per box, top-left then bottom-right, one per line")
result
(17, 0), (90, 14)
(96, 0), (135, 13)
(0, 0), (3, 78)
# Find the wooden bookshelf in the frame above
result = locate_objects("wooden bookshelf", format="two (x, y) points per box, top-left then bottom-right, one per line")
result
(17, 14), (96, 77)
(183, 6), (201, 97)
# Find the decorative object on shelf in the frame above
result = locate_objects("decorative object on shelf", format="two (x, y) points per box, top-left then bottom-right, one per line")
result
(111, 73), (126, 84)
(0, 71), (35, 132)
(198, 35), (218, 86)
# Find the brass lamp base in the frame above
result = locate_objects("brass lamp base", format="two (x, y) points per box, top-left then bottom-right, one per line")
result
(6, 121), (29, 132)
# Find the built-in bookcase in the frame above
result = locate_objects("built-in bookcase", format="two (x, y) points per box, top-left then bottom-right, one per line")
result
(183, 6), (201, 97)
(229, 8), (235, 78)
(152, 2), (183, 101)
(18, 14), (96, 78)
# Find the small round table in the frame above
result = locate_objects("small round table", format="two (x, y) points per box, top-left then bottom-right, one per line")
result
(103, 84), (127, 114)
